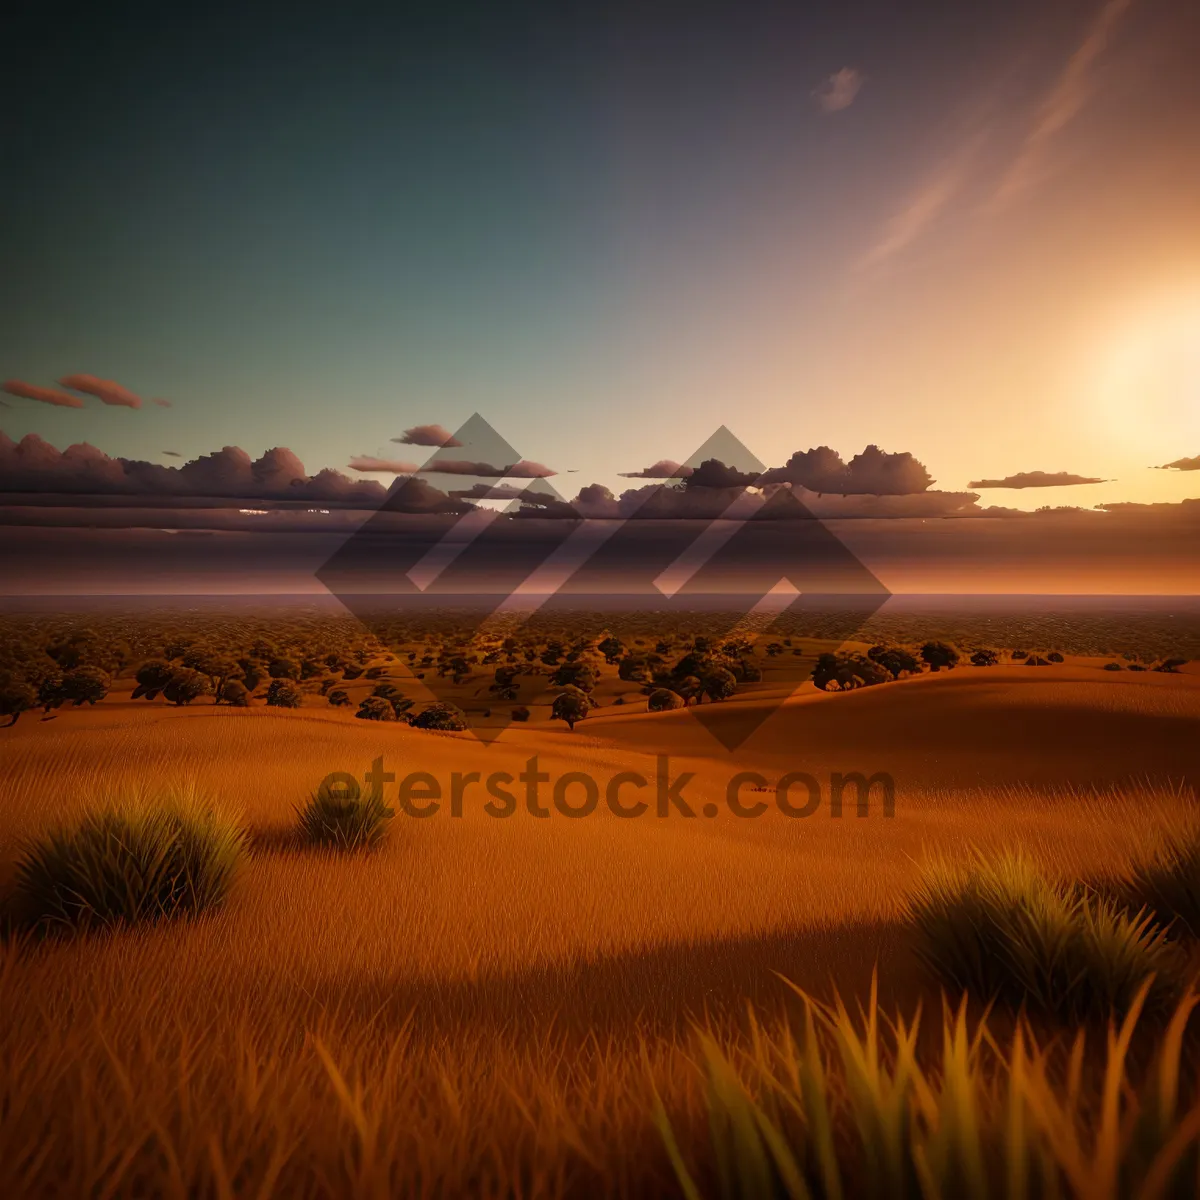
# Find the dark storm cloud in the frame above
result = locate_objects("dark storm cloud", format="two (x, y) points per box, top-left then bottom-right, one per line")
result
(425, 459), (556, 478)
(391, 424), (463, 448)
(2, 380), (86, 408)
(969, 470), (1109, 489)
(59, 373), (143, 408)
(1157, 455), (1200, 472)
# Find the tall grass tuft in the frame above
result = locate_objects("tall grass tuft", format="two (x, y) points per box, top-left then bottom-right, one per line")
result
(1125, 817), (1200, 939)
(906, 850), (1180, 1020)
(658, 977), (1200, 1200)
(14, 789), (247, 933)
(296, 779), (393, 850)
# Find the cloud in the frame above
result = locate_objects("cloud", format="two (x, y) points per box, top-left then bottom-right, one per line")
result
(814, 67), (863, 113)
(762, 445), (935, 494)
(968, 470), (1109, 489)
(987, 0), (1136, 212)
(424, 459), (556, 478)
(381, 475), (474, 514)
(2, 380), (86, 408)
(391, 423), (463, 447)
(618, 459), (694, 479)
(348, 455), (420, 474)
(59, 373), (142, 409)
(1157, 455), (1200, 472)
(448, 482), (529, 502)
(152, 398), (172, 408)
(163, 450), (182, 458)
(0, 431), (387, 505)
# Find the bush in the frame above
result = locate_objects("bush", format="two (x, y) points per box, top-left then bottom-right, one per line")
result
(0, 678), (37, 727)
(907, 851), (1179, 1021)
(59, 666), (111, 706)
(1047, 651), (1064, 663)
(1155, 657), (1189, 673)
(702, 665), (738, 702)
(296, 779), (392, 850)
(14, 795), (247, 932)
(1104, 661), (1123, 671)
(969, 648), (999, 667)
(511, 705), (530, 721)
(920, 641), (958, 672)
(327, 688), (353, 707)
(811, 653), (890, 691)
(355, 696), (397, 721)
(164, 669), (212, 706)
(410, 702), (469, 731)
(647, 688), (683, 712)
(133, 659), (175, 699)
(268, 657), (300, 680)
(218, 679), (251, 706)
(266, 679), (303, 708)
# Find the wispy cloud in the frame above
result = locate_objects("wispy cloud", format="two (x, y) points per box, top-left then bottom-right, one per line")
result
(813, 68), (864, 113)
(347, 455), (420, 474)
(987, 0), (1136, 212)
(2, 380), (86, 408)
(59, 373), (143, 408)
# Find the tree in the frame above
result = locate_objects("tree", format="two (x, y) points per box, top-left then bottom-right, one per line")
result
(37, 672), (65, 712)
(133, 659), (176, 699)
(597, 636), (623, 664)
(675, 675), (704, 706)
(969, 649), (999, 667)
(266, 679), (303, 708)
(701, 666), (738, 703)
(920, 641), (959, 672)
(0, 678), (37, 727)
(647, 688), (684, 712)
(1046, 651), (1064, 663)
(618, 655), (652, 683)
(60, 666), (111, 706)
(812, 653), (890, 692)
(355, 696), (397, 721)
(268, 657), (301, 680)
(218, 679), (251, 706)
(551, 662), (597, 692)
(164, 669), (212, 706)
(551, 690), (590, 730)
(868, 645), (921, 679)
(1155, 658), (1189, 673)
(410, 702), (469, 731)
(328, 688), (353, 707)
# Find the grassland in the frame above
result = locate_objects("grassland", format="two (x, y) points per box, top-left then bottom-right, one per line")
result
(2, 622), (1199, 1195)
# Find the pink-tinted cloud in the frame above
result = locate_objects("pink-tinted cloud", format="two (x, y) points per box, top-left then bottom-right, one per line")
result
(348, 455), (420, 474)
(391, 423), (463, 447)
(813, 67), (864, 113)
(618, 459), (694, 479)
(425, 459), (556, 477)
(2, 380), (86, 408)
(969, 470), (1109, 489)
(152, 398), (172, 408)
(59, 373), (143, 408)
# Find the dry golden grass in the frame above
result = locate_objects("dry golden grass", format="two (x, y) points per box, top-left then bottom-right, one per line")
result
(2, 669), (1199, 1195)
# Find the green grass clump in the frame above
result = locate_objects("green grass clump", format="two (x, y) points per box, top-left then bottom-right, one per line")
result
(907, 850), (1180, 1020)
(15, 793), (247, 933)
(296, 782), (393, 850)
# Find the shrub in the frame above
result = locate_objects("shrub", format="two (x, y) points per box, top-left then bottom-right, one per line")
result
(868, 644), (921, 678)
(410, 702), (469, 731)
(164, 669), (212, 706)
(14, 795), (247, 932)
(1025, 655), (1050, 666)
(969, 648), (999, 667)
(511, 705), (530, 721)
(217, 679), (251, 706)
(907, 851), (1178, 1021)
(59, 666), (111, 706)
(328, 688), (353, 707)
(266, 679), (303, 708)
(1012, 648), (1030, 660)
(1047, 651), (1064, 663)
(1104, 661), (1123, 671)
(647, 688), (683, 712)
(1155, 657), (1189, 673)
(268, 657), (300, 680)
(920, 641), (958, 671)
(811, 653), (890, 691)
(296, 778), (392, 850)
(355, 696), (396, 721)
(133, 659), (175, 699)
(0, 678), (37, 727)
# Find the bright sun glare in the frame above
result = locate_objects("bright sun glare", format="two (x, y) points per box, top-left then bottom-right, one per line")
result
(1094, 287), (1200, 462)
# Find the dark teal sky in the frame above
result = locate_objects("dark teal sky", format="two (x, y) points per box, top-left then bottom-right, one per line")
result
(3, 0), (1198, 508)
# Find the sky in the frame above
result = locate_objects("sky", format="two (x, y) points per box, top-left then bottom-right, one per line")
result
(2, 0), (1199, 511)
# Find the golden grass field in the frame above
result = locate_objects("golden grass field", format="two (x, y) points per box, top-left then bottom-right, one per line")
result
(2, 662), (1199, 1196)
